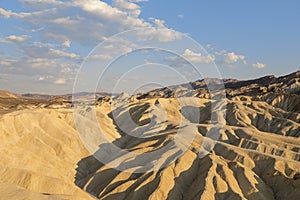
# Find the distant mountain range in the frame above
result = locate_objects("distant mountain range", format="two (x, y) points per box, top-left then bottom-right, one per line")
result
(134, 70), (300, 100)
(1, 70), (299, 101)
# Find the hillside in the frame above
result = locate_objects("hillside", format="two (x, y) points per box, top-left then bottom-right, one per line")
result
(0, 71), (299, 200)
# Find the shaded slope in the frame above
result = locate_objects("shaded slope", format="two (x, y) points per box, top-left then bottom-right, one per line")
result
(75, 96), (300, 200)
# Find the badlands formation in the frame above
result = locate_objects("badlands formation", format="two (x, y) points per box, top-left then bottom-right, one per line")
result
(0, 71), (299, 200)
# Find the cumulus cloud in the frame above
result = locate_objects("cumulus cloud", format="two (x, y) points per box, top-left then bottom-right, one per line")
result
(165, 49), (215, 67)
(0, 0), (181, 46)
(113, 0), (142, 17)
(182, 49), (215, 64)
(0, 0), (214, 93)
(153, 19), (165, 27)
(252, 62), (266, 68)
(135, 27), (182, 42)
(223, 52), (246, 64)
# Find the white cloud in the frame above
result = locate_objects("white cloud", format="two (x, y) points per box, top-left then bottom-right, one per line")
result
(0, 0), (188, 92)
(223, 52), (245, 64)
(0, 35), (30, 44)
(0, 55), (79, 79)
(25, 58), (58, 69)
(89, 54), (113, 60)
(0, 7), (53, 19)
(113, 0), (141, 17)
(72, 0), (145, 27)
(252, 62), (266, 68)
(6, 35), (29, 43)
(177, 14), (184, 19)
(0, 61), (11, 67)
(54, 78), (67, 84)
(144, 59), (155, 65)
(20, 0), (63, 7)
(135, 27), (182, 42)
(49, 48), (81, 59)
(153, 19), (165, 27)
(0, 8), (21, 18)
(0, 0), (181, 46)
(182, 49), (215, 64)
(50, 16), (77, 25)
(62, 40), (71, 48)
(214, 49), (227, 55)
(20, 43), (81, 60)
(38, 76), (45, 81)
(165, 48), (216, 67)
(60, 67), (72, 73)
(205, 44), (213, 50)
(88, 36), (135, 60)
(148, 17), (164, 26)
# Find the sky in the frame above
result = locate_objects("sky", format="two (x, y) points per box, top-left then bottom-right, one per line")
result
(0, 0), (299, 94)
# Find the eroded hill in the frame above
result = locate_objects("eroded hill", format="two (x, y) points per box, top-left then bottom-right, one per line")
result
(0, 71), (299, 200)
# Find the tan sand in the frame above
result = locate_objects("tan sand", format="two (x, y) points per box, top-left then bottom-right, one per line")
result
(0, 71), (299, 199)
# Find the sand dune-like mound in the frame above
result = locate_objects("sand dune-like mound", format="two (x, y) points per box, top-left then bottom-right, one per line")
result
(75, 97), (300, 200)
(0, 90), (18, 98)
(0, 71), (299, 199)
(0, 109), (94, 200)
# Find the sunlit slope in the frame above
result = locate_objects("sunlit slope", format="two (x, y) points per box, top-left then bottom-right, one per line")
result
(76, 96), (300, 200)
(0, 70), (299, 200)
(0, 109), (94, 200)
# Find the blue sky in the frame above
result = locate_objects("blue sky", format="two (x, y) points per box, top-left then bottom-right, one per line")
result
(0, 0), (299, 94)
